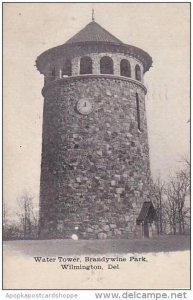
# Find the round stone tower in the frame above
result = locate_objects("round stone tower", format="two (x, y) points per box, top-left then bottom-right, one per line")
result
(36, 19), (153, 239)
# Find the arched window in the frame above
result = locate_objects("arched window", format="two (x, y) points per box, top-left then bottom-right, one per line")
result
(100, 56), (114, 74)
(80, 56), (92, 74)
(120, 59), (131, 77)
(62, 60), (72, 77)
(136, 93), (141, 131)
(135, 64), (141, 81)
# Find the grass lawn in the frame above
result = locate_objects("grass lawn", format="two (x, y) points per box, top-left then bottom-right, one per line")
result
(3, 234), (190, 256)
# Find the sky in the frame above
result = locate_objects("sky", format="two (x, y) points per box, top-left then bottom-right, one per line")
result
(3, 3), (190, 213)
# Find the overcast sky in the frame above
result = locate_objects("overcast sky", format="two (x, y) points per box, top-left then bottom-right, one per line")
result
(4, 3), (190, 212)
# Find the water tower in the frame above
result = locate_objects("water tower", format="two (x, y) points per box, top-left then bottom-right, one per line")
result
(36, 16), (154, 239)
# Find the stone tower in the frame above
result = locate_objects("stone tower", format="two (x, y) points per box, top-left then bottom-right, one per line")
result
(36, 19), (153, 239)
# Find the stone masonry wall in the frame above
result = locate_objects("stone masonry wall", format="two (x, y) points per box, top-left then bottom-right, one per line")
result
(39, 76), (151, 239)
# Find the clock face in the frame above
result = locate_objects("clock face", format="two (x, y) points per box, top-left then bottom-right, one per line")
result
(77, 99), (93, 115)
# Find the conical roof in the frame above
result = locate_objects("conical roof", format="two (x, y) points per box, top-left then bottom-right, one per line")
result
(36, 20), (152, 74)
(65, 21), (123, 44)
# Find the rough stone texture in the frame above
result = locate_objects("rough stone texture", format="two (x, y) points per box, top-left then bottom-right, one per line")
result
(39, 75), (151, 239)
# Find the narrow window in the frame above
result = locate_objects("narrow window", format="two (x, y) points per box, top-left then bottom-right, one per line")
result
(120, 59), (131, 77)
(80, 56), (92, 74)
(51, 67), (56, 77)
(135, 64), (141, 81)
(100, 56), (114, 74)
(62, 60), (72, 77)
(136, 93), (141, 131)
(50, 67), (56, 81)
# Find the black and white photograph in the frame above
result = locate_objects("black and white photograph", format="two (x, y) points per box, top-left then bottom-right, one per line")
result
(3, 2), (190, 290)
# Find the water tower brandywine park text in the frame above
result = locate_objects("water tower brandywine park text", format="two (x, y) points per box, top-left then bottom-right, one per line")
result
(36, 16), (157, 239)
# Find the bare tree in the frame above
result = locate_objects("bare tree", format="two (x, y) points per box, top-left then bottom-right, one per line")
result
(31, 207), (39, 238)
(3, 203), (9, 240)
(17, 190), (39, 239)
(165, 168), (190, 235)
(150, 177), (167, 234)
(3, 203), (8, 230)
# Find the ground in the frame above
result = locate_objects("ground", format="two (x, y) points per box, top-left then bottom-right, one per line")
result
(3, 235), (190, 255)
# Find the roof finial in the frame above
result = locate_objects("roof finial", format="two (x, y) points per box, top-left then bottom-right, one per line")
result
(92, 8), (95, 21)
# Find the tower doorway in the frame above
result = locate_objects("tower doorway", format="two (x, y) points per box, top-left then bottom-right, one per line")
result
(137, 201), (157, 238)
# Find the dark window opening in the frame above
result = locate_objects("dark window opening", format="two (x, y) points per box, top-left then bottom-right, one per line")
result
(136, 93), (141, 131)
(135, 65), (141, 81)
(120, 59), (131, 77)
(80, 56), (92, 74)
(51, 67), (56, 77)
(100, 56), (114, 74)
(62, 60), (72, 77)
